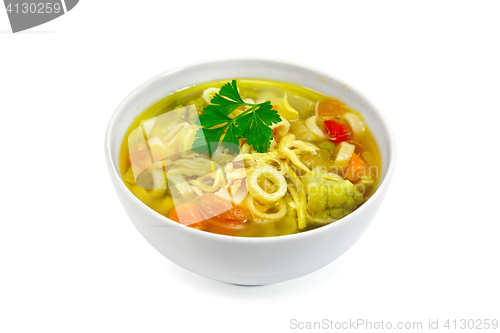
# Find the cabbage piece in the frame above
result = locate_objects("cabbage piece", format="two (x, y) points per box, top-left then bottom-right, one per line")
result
(255, 87), (285, 104)
(176, 124), (198, 152)
(147, 111), (184, 139)
(151, 168), (167, 190)
(172, 104), (200, 124)
(141, 118), (156, 136)
(271, 94), (299, 121)
(305, 116), (327, 140)
(166, 172), (197, 202)
(270, 117), (290, 137)
(287, 94), (315, 118)
(202, 88), (220, 104)
(290, 120), (316, 141)
(343, 113), (365, 139)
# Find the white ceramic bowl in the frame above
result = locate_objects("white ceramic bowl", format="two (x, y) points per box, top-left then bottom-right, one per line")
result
(105, 59), (396, 285)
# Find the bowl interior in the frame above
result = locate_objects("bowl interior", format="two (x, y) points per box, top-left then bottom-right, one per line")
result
(106, 59), (395, 213)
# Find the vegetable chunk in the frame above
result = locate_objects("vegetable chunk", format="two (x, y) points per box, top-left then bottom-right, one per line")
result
(343, 113), (365, 139)
(347, 154), (368, 182)
(307, 179), (364, 221)
(324, 119), (351, 143)
(333, 141), (356, 168)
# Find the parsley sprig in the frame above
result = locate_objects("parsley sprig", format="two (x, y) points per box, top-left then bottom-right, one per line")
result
(192, 80), (282, 156)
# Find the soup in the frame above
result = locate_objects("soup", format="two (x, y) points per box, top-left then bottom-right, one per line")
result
(119, 79), (381, 237)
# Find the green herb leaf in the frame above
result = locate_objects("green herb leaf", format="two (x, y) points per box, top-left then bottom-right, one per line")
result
(192, 127), (226, 156)
(198, 105), (232, 128)
(210, 81), (245, 115)
(222, 122), (243, 152)
(193, 80), (282, 156)
(237, 101), (281, 153)
(217, 80), (245, 104)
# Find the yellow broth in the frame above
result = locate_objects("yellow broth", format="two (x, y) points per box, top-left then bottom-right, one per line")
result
(119, 79), (381, 237)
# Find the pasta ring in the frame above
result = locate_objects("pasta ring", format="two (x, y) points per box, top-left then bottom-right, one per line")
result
(243, 195), (287, 222)
(246, 166), (287, 204)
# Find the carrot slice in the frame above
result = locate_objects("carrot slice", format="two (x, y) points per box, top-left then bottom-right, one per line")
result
(197, 194), (252, 236)
(198, 194), (251, 224)
(168, 203), (206, 230)
(317, 99), (346, 118)
(347, 154), (369, 182)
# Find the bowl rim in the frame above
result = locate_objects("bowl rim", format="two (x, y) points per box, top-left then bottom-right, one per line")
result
(104, 58), (396, 244)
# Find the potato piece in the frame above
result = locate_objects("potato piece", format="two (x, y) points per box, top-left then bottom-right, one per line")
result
(333, 141), (356, 168)
(305, 115), (327, 140)
(343, 113), (365, 139)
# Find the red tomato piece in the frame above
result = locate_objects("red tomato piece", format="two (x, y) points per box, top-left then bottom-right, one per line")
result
(324, 119), (351, 143)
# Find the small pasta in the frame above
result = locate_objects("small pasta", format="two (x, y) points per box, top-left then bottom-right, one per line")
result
(288, 186), (307, 229)
(243, 195), (287, 222)
(246, 166), (287, 205)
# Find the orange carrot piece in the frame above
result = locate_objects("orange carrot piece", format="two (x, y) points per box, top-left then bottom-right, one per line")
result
(317, 99), (346, 118)
(168, 203), (206, 230)
(347, 154), (369, 182)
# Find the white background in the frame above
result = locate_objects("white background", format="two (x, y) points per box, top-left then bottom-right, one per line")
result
(1, 1), (499, 332)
